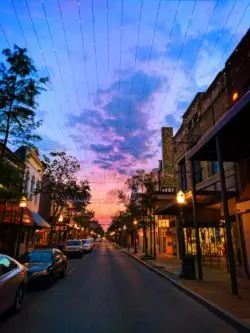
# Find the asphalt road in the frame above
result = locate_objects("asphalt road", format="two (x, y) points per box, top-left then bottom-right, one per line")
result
(0, 242), (239, 333)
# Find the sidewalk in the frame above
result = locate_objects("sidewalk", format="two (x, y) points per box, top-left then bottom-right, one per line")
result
(125, 248), (250, 329)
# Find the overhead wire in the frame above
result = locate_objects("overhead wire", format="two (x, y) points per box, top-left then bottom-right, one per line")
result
(126, 0), (144, 133)
(23, 0), (70, 147)
(158, 0), (218, 125)
(0, 23), (11, 47)
(155, 0), (197, 126)
(117, 0), (124, 127)
(145, 0), (180, 119)
(139, 0), (162, 106)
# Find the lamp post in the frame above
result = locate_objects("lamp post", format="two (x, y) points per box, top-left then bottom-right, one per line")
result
(133, 219), (138, 254)
(16, 196), (27, 258)
(176, 190), (186, 260)
(123, 225), (127, 248)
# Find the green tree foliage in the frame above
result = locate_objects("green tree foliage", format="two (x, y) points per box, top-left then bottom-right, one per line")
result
(0, 45), (48, 162)
(41, 152), (91, 225)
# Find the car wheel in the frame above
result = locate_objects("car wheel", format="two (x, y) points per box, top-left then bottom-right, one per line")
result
(12, 286), (24, 314)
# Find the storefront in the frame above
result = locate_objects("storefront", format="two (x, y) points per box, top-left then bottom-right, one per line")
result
(158, 216), (177, 256)
(0, 202), (34, 257)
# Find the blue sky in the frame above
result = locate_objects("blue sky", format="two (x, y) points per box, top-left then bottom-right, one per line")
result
(0, 0), (249, 225)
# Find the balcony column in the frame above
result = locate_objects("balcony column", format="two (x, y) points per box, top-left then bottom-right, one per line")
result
(190, 160), (203, 280)
(215, 136), (239, 295)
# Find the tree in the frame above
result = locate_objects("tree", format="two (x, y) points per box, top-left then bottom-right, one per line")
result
(40, 152), (91, 243)
(121, 169), (156, 256)
(0, 45), (48, 162)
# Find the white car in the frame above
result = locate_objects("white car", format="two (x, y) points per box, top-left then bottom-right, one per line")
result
(82, 239), (93, 253)
(0, 254), (28, 316)
(64, 240), (84, 257)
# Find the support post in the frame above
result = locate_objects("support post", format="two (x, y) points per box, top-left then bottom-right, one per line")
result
(190, 160), (203, 280)
(216, 136), (238, 295)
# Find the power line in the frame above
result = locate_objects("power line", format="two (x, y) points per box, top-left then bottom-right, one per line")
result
(145, 0), (180, 118)
(154, 0), (197, 124)
(117, 0), (124, 126)
(77, 0), (91, 105)
(126, 0), (144, 132)
(139, 0), (162, 106)
(91, 0), (100, 107)
(159, 0), (218, 124)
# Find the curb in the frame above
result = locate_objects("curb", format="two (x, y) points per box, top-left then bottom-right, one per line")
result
(123, 250), (250, 333)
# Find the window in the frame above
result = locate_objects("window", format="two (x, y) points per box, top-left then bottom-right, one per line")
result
(0, 257), (18, 276)
(34, 181), (40, 205)
(194, 161), (203, 184)
(30, 176), (35, 201)
(25, 170), (30, 196)
(211, 161), (219, 175)
(179, 161), (187, 191)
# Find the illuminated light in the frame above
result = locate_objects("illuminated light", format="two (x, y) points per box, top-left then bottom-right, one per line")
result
(176, 190), (186, 205)
(19, 196), (27, 208)
(232, 91), (239, 102)
(59, 215), (63, 222)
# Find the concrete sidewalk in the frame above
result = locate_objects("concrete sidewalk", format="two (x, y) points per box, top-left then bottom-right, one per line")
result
(125, 248), (250, 329)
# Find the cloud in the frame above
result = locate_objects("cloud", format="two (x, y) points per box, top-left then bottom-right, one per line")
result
(37, 135), (66, 152)
(67, 70), (165, 174)
(130, 45), (163, 62)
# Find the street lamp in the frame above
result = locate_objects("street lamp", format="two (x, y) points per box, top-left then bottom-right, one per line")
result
(16, 196), (27, 258)
(59, 215), (63, 222)
(176, 190), (186, 260)
(133, 219), (138, 254)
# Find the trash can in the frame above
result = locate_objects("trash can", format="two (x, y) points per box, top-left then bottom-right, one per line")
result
(180, 255), (196, 280)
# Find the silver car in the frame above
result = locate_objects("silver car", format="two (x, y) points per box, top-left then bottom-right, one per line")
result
(0, 254), (27, 316)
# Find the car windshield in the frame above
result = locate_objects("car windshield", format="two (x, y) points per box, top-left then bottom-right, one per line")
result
(83, 240), (90, 244)
(67, 240), (81, 246)
(21, 251), (52, 263)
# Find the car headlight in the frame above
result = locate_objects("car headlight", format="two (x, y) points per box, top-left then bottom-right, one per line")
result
(32, 269), (48, 276)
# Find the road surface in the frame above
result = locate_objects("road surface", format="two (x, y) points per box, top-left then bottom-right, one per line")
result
(0, 242), (238, 333)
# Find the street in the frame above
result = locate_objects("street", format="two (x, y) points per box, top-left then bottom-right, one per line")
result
(0, 242), (238, 333)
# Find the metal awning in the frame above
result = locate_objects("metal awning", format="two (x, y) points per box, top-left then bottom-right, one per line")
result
(32, 212), (50, 229)
(187, 91), (250, 162)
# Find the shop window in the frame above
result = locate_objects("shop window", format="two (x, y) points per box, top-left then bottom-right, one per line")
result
(179, 161), (187, 191)
(211, 161), (219, 175)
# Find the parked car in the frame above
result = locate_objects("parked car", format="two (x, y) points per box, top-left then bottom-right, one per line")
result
(19, 249), (67, 288)
(82, 239), (93, 253)
(0, 254), (27, 316)
(64, 240), (84, 257)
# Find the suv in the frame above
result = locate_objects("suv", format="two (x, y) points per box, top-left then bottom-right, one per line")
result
(0, 254), (27, 316)
(64, 240), (84, 257)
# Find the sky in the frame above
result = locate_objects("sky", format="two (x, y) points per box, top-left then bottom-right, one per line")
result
(0, 0), (249, 229)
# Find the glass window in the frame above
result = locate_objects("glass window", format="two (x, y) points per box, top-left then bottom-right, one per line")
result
(211, 161), (219, 175)
(20, 251), (52, 263)
(0, 257), (18, 276)
(66, 240), (81, 246)
(25, 170), (30, 196)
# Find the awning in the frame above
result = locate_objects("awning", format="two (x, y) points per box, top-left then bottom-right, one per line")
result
(155, 190), (236, 215)
(32, 212), (50, 229)
(187, 91), (250, 162)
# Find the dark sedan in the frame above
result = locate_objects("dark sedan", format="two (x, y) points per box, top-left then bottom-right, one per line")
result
(19, 249), (67, 288)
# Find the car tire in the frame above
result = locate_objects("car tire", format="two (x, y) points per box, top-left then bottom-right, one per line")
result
(12, 286), (25, 314)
